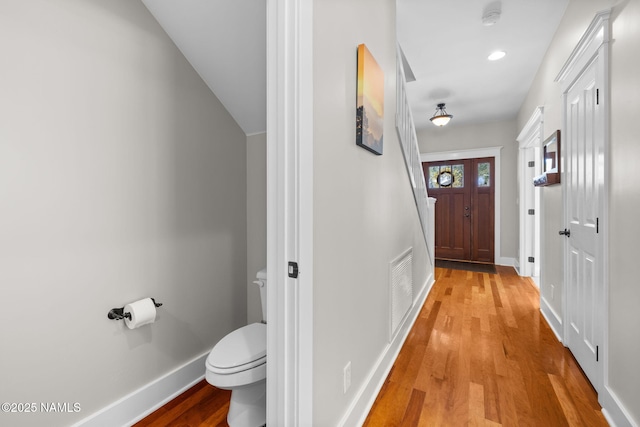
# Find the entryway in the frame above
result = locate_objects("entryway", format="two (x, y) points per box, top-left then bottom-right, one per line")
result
(423, 156), (495, 264)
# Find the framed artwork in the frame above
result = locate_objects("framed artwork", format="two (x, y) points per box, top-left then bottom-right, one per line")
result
(356, 44), (384, 155)
(534, 130), (561, 186)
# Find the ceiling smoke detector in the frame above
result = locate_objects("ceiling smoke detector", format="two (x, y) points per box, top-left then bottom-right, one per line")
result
(482, 2), (502, 26)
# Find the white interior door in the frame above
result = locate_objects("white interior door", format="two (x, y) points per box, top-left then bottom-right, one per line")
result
(523, 147), (540, 279)
(516, 107), (543, 281)
(564, 58), (602, 390)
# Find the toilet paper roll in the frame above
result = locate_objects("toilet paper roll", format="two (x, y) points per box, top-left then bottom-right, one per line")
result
(124, 298), (157, 329)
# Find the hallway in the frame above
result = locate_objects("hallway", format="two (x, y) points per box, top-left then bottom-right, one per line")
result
(135, 265), (607, 426)
(363, 265), (607, 426)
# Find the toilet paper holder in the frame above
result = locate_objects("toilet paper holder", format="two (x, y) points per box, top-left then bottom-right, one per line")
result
(108, 298), (163, 321)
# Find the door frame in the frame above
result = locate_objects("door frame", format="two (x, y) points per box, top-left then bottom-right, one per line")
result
(266, 0), (314, 425)
(421, 146), (504, 265)
(516, 106), (543, 283)
(555, 10), (610, 396)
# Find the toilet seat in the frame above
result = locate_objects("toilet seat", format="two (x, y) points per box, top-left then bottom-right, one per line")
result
(206, 323), (266, 375)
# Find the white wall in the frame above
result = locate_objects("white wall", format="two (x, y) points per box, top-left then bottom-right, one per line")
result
(416, 120), (519, 261)
(246, 132), (267, 323)
(0, 1), (247, 426)
(312, 0), (431, 425)
(518, 0), (640, 423)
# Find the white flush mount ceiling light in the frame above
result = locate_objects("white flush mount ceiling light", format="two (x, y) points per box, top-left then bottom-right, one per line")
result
(430, 103), (453, 126)
(488, 50), (506, 61)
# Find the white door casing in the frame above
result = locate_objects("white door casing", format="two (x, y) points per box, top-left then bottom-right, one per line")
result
(516, 107), (543, 281)
(556, 10), (610, 396)
(564, 58), (600, 390)
(266, 0), (314, 425)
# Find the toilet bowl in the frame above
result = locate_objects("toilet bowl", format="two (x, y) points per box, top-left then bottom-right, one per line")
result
(206, 268), (267, 427)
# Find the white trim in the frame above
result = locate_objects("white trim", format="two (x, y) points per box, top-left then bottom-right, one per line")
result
(516, 106), (544, 144)
(266, 0), (314, 425)
(72, 352), (208, 427)
(421, 146), (503, 264)
(245, 130), (268, 137)
(513, 257), (521, 275)
(601, 386), (639, 427)
(557, 9), (610, 397)
(516, 107), (544, 279)
(554, 10), (612, 83)
(337, 273), (435, 427)
(496, 256), (517, 267)
(540, 296), (563, 343)
(421, 146), (503, 163)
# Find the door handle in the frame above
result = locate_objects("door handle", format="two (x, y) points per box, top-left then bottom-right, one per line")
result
(559, 229), (570, 237)
(464, 213), (470, 217)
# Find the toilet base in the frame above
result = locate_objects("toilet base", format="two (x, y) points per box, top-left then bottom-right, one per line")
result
(227, 379), (266, 427)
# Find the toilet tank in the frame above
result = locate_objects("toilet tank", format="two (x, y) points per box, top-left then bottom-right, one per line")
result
(255, 268), (267, 323)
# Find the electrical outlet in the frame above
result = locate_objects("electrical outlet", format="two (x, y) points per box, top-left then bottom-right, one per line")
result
(343, 361), (352, 394)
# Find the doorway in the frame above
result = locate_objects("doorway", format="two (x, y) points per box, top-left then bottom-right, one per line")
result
(517, 106), (543, 283)
(423, 157), (495, 263)
(555, 10), (610, 395)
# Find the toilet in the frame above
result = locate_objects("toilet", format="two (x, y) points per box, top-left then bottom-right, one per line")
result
(205, 268), (267, 427)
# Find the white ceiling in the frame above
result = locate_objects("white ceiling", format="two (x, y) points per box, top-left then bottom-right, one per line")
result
(142, 0), (568, 135)
(141, 0), (266, 135)
(398, 0), (568, 129)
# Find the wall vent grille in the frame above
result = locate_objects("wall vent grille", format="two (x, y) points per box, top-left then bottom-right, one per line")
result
(390, 247), (413, 341)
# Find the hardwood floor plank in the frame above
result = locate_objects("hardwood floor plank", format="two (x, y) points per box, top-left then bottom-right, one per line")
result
(362, 380), (413, 427)
(549, 373), (588, 427)
(399, 389), (426, 426)
(468, 382), (485, 421)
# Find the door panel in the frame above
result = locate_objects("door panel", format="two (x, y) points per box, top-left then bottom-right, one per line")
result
(565, 59), (600, 386)
(425, 160), (471, 260)
(473, 158), (495, 263)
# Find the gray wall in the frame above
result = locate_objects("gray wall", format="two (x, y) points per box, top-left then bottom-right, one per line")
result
(312, 0), (431, 425)
(517, 0), (640, 421)
(246, 132), (267, 324)
(610, 0), (640, 417)
(416, 120), (519, 262)
(0, 1), (247, 426)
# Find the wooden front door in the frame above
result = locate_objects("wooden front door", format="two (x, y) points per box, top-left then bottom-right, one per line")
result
(424, 157), (495, 263)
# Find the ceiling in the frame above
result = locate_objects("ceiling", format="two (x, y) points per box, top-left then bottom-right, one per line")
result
(141, 0), (266, 135)
(141, 0), (568, 135)
(398, 0), (568, 129)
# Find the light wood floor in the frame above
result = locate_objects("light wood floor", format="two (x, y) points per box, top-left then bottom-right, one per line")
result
(135, 266), (608, 427)
(363, 266), (608, 426)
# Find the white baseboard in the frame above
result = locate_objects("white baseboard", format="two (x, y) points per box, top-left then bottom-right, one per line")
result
(337, 272), (435, 427)
(496, 256), (517, 267)
(72, 352), (209, 427)
(601, 385), (639, 427)
(540, 295), (563, 343)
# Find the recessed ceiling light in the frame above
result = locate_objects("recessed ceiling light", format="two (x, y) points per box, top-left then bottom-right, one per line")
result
(488, 51), (506, 61)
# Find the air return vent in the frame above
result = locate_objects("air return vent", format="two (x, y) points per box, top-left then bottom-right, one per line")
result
(390, 248), (413, 341)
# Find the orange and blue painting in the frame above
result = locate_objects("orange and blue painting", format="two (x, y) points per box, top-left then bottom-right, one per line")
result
(356, 44), (384, 155)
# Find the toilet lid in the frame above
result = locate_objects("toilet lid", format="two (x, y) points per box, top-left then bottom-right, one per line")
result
(208, 323), (266, 370)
